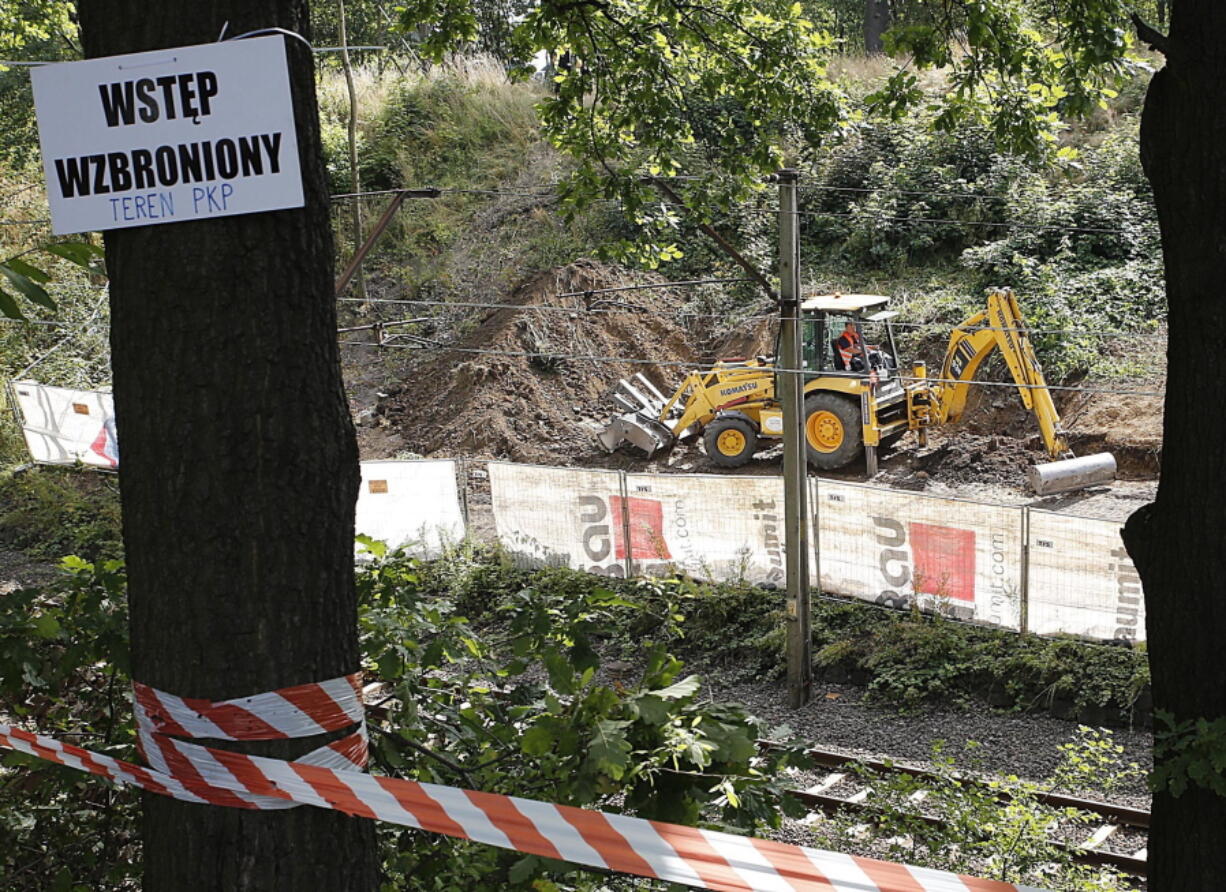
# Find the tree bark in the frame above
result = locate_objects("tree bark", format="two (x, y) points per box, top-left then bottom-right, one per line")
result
(1125, 1), (1226, 887)
(864, 0), (890, 54)
(77, 2), (378, 888)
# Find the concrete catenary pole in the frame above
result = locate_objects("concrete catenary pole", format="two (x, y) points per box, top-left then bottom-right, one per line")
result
(777, 169), (813, 708)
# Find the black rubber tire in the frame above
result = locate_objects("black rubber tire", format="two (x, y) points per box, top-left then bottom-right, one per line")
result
(803, 392), (862, 470)
(703, 416), (758, 468)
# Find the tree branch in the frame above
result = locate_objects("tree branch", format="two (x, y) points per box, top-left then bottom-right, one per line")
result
(372, 726), (477, 787)
(1131, 13), (1169, 56)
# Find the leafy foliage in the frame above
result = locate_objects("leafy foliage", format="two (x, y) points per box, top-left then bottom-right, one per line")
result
(0, 466), (123, 561)
(814, 602), (1150, 717)
(0, 242), (105, 321)
(0, 557), (137, 890)
(357, 540), (810, 888)
(1151, 710), (1226, 799)
(0, 1), (78, 166)
(0, 540), (1155, 888)
(398, 0), (845, 265)
(874, 0), (1137, 157)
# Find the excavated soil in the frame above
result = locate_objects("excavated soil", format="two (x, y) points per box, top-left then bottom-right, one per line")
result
(362, 260), (700, 463)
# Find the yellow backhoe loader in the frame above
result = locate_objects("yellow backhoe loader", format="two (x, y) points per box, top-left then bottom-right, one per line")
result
(596, 289), (1116, 494)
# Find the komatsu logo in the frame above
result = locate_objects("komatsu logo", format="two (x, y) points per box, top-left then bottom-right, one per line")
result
(719, 382), (759, 398)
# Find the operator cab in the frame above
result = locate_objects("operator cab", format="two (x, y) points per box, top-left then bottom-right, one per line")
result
(799, 294), (901, 392)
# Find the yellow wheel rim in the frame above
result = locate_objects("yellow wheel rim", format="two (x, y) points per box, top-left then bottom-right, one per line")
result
(716, 428), (747, 456)
(806, 410), (844, 452)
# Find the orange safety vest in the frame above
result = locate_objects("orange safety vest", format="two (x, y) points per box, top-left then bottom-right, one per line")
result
(836, 330), (862, 367)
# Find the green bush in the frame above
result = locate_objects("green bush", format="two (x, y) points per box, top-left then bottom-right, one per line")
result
(0, 466), (123, 561)
(814, 602), (1150, 717)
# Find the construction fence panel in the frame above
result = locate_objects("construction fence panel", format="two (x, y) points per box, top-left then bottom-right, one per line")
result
(356, 460), (465, 559)
(10, 380), (118, 469)
(811, 479), (1025, 631)
(488, 463), (627, 575)
(623, 472), (787, 585)
(1025, 509), (1144, 643)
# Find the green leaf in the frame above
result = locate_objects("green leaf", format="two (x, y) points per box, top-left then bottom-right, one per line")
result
(651, 674), (700, 700)
(543, 648), (575, 694)
(43, 241), (105, 274)
(508, 855), (540, 884)
(521, 723), (557, 756)
(355, 534), (387, 558)
(33, 614), (61, 639)
(0, 263), (55, 311)
(588, 719), (632, 780)
(6, 257), (51, 283)
(630, 694), (672, 725)
(0, 287), (25, 320)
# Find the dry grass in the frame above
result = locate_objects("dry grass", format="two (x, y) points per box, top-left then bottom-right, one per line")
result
(317, 54), (542, 139)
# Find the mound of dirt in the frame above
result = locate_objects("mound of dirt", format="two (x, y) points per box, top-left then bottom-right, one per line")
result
(369, 260), (700, 463)
(1058, 384), (1164, 478)
(903, 432), (1037, 489)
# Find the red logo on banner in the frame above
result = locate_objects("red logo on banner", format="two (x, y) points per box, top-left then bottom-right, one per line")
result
(88, 418), (119, 469)
(610, 497), (671, 561)
(908, 522), (975, 603)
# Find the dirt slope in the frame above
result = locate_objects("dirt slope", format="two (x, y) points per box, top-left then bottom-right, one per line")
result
(367, 260), (700, 462)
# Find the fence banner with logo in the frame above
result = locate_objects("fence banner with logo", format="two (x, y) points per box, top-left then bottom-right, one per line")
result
(488, 463), (626, 575)
(356, 460), (465, 559)
(812, 479), (1025, 630)
(623, 473), (787, 585)
(10, 380), (118, 469)
(1025, 510), (1143, 642)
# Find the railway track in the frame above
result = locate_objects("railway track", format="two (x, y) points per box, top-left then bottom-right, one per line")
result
(768, 742), (1150, 879)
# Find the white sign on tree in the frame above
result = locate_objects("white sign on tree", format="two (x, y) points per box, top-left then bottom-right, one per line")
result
(31, 36), (304, 235)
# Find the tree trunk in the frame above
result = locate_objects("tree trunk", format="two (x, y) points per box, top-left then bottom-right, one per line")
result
(864, 0), (890, 54)
(77, 2), (378, 888)
(1125, 2), (1226, 887)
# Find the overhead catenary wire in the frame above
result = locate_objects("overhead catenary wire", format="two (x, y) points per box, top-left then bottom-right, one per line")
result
(554, 277), (754, 298)
(744, 207), (1158, 237)
(336, 338), (1164, 397)
(337, 295), (1165, 340)
(803, 181), (1152, 204)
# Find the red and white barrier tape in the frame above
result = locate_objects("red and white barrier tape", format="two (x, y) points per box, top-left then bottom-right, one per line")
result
(0, 675), (1045, 892)
(131, 673), (367, 810)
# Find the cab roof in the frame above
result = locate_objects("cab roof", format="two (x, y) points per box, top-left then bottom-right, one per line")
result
(800, 293), (891, 314)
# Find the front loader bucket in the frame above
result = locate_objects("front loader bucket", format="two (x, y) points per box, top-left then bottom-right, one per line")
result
(596, 413), (676, 455)
(596, 374), (676, 455)
(1028, 453), (1117, 495)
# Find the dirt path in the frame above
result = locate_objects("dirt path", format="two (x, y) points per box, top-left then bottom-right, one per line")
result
(0, 547), (59, 595)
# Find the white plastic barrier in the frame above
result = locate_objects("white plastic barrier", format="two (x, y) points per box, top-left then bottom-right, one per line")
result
(490, 465), (791, 584)
(355, 460), (465, 559)
(10, 380), (118, 469)
(1025, 510), (1144, 643)
(623, 472), (787, 585)
(812, 479), (1025, 630)
(488, 463), (626, 574)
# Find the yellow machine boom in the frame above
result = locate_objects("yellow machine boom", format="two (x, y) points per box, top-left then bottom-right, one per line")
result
(921, 289), (1072, 460)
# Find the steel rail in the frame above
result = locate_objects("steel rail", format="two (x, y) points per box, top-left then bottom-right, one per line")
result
(762, 741), (1150, 878)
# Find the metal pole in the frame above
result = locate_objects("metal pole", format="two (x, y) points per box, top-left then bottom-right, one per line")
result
(1019, 507), (1030, 635)
(338, 0), (368, 302)
(777, 169), (813, 709)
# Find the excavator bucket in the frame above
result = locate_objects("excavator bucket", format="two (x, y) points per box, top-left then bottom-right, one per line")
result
(1028, 453), (1118, 495)
(596, 374), (677, 455)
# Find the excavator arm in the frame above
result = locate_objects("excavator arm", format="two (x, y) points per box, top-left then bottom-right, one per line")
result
(932, 289), (1072, 460)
